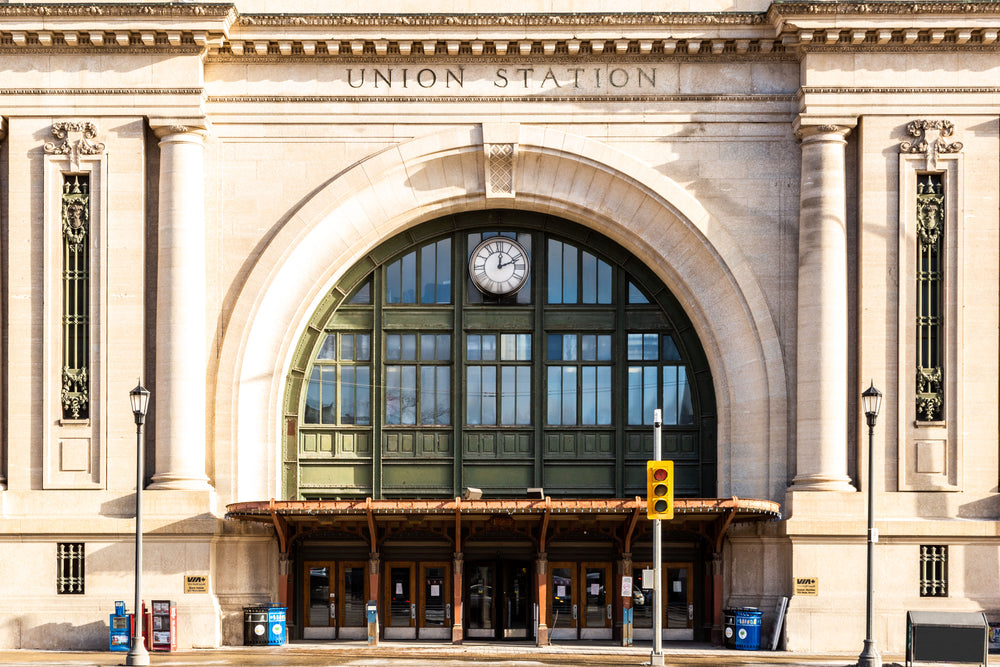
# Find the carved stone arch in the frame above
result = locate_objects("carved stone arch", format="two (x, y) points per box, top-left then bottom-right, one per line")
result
(213, 125), (787, 505)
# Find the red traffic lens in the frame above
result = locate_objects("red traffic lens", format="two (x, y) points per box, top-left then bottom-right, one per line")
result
(653, 468), (668, 482)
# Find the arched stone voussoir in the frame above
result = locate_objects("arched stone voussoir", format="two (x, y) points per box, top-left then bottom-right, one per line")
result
(215, 124), (788, 503)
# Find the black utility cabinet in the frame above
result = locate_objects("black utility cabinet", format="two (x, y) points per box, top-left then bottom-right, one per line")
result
(906, 610), (988, 667)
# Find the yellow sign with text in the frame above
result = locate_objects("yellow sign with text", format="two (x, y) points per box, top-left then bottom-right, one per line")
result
(794, 577), (818, 596)
(184, 575), (209, 594)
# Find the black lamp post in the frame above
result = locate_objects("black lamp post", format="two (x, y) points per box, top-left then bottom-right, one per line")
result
(857, 381), (883, 667)
(126, 382), (151, 667)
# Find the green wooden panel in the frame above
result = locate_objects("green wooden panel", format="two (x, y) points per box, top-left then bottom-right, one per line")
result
(382, 309), (453, 329)
(328, 310), (374, 328)
(464, 432), (499, 458)
(384, 431), (452, 457)
(301, 432), (317, 453)
(624, 431), (653, 458)
(300, 463), (373, 487)
(543, 464), (615, 494)
(579, 432), (614, 456)
(463, 310), (533, 330)
(283, 463), (297, 499)
(382, 462), (453, 490)
(625, 461), (700, 497)
(681, 433), (696, 454)
(625, 310), (669, 329)
(338, 256), (377, 293)
(339, 431), (372, 457)
(499, 432), (532, 456)
(542, 310), (617, 331)
(464, 464), (533, 490)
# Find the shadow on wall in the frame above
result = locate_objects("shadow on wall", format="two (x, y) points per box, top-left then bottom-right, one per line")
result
(23, 620), (107, 650)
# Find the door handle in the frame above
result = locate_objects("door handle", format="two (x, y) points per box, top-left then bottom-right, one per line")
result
(329, 603), (336, 619)
(607, 603), (612, 620)
(410, 602), (416, 620)
(446, 603), (451, 621)
(572, 604), (578, 620)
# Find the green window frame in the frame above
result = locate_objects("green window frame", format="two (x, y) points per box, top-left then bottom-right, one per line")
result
(385, 333), (451, 425)
(466, 333), (532, 426)
(61, 175), (90, 420)
(916, 174), (944, 421)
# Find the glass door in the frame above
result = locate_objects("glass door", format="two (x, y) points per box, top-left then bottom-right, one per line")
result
(502, 563), (531, 639)
(338, 562), (368, 640)
(580, 562), (611, 638)
(665, 563), (694, 640)
(419, 562), (451, 639)
(466, 563), (495, 638)
(304, 561), (336, 638)
(385, 562), (416, 639)
(548, 562), (577, 639)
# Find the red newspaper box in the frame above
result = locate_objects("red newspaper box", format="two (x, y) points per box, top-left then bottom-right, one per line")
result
(150, 600), (177, 652)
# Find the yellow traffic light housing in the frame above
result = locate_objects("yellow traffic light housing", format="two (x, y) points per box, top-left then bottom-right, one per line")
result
(646, 460), (674, 519)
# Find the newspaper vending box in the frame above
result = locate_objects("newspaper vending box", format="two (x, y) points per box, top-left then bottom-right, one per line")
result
(109, 601), (130, 652)
(150, 600), (177, 652)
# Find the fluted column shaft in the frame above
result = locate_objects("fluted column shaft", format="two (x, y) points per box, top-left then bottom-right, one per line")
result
(792, 123), (855, 492)
(150, 123), (211, 491)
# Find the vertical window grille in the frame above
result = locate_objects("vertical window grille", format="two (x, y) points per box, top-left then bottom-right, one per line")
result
(61, 175), (90, 420)
(57, 542), (85, 594)
(916, 174), (943, 421)
(919, 545), (948, 597)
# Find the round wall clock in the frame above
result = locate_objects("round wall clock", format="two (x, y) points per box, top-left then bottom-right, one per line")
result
(469, 236), (530, 296)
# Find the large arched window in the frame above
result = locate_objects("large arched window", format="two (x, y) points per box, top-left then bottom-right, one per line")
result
(284, 211), (715, 500)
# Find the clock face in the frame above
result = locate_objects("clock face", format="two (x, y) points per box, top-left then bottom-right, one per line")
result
(469, 236), (530, 296)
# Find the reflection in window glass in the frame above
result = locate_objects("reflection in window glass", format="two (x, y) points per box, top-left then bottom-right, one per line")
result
(662, 335), (681, 362)
(628, 282), (649, 304)
(663, 366), (694, 426)
(627, 333), (659, 361)
(343, 567), (366, 627)
(348, 280), (371, 304)
(304, 367), (337, 424)
(628, 366), (659, 426)
(317, 334), (337, 360)
(581, 366), (612, 425)
(552, 568), (573, 620)
(387, 239), (451, 305)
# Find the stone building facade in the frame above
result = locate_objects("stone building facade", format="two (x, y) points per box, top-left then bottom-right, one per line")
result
(0, 0), (998, 655)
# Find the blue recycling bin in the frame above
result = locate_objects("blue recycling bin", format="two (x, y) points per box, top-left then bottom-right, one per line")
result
(733, 607), (762, 650)
(267, 606), (286, 646)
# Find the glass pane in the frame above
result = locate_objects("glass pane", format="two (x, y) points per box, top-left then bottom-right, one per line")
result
(598, 260), (612, 304)
(341, 367), (356, 424)
(562, 243), (577, 303)
(437, 238), (451, 304)
(643, 334), (658, 361)
(468, 565), (494, 630)
(421, 335), (436, 361)
(501, 366), (516, 425)
(482, 366), (497, 425)
(581, 334), (596, 361)
(562, 335), (577, 361)
(424, 567), (446, 627)
(516, 367), (531, 425)
(582, 252), (597, 303)
(437, 334), (450, 361)
(467, 367), (481, 425)
(663, 366), (679, 426)
(387, 334), (401, 361)
(552, 567), (573, 621)
(356, 367), (371, 425)
(401, 366), (417, 424)
(679, 368), (694, 425)
(628, 282), (649, 303)
(627, 333), (643, 361)
(547, 367), (562, 425)
(598, 335), (612, 361)
(643, 366), (657, 425)
(421, 366), (436, 425)
(597, 367), (612, 425)
(585, 568), (606, 627)
(548, 334), (562, 361)
(401, 251), (417, 303)
(321, 367), (336, 424)
(548, 239), (562, 304)
(481, 334), (497, 361)
(308, 566), (331, 626)
(349, 280), (371, 304)
(386, 366), (401, 424)
(401, 334), (417, 361)
(343, 567), (365, 627)
(389, 568), (411, 627)
(305, 367), (320, 423)
(632, 567), (653, 628)
(516, 232), (533, 305)
(357, 334), (371, 361)
(517, 334), (531, 361)
(627, 367), (643, 426)
(386, 260), (401, 304)
(581, 366), (596, 425)
(437, 366), (451, 424)
(340, 334), (355, 361)
(662, 334), (681, 361)
(500, 334), (517, 361)
(667, 568), (688, 629)
(562, 367), (577, 425)
(468, 334), (481, 361)
(421, 243), (436, 303)
(317, 334), (337, 360)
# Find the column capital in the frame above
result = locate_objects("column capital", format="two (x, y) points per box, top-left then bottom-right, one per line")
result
(793, 115), (856, 142)
(150, 117), (211, 139)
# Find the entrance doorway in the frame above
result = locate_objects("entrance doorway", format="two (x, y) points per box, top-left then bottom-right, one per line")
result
(303, 560), (368, 639)
(384, 561), (453, 639)
(632, 562), (695, 640)
(548, 562), (613, 640)
(465, 560), (532, 640)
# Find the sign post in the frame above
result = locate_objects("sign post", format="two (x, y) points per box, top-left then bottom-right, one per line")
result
(650, 409), (665, 667)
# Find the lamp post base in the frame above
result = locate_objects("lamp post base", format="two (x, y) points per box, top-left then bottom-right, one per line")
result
(125, 644), (150, 666)
(857, 639), (882, 667)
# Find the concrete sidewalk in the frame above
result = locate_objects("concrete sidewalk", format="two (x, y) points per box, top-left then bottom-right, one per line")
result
(0, 641), (900, 667)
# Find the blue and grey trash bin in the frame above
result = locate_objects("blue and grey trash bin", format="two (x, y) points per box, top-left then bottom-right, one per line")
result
(733, 607), (763, 650)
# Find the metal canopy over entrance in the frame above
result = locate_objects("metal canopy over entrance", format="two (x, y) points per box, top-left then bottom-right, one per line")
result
(226, 497), (780, 644)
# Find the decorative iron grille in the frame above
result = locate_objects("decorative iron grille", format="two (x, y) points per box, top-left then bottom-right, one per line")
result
(57, 542), (85, 594)
(61, 175), (89, 420)
(919, 545), (948, 597)
(916, 174), (943, 422)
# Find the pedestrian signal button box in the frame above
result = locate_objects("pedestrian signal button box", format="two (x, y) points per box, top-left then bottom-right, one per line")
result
(646, 460), (674, 519)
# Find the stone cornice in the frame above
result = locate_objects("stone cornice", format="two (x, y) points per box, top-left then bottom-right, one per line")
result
(0, 3), (235, 19)
(237, 12), (766, 27)
(770, 1), (1000, 17)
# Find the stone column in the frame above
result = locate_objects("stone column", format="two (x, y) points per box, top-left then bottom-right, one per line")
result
(451, 552), (464, 644)
(791, 121), (856, 492)
(535, 552), (549, 646)
(148, 120), (212, 490)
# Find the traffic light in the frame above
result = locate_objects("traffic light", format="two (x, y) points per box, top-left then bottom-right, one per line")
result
(646, 460), (674, 519)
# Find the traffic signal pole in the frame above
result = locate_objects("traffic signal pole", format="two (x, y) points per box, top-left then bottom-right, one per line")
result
(651, 409), (664, 667)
